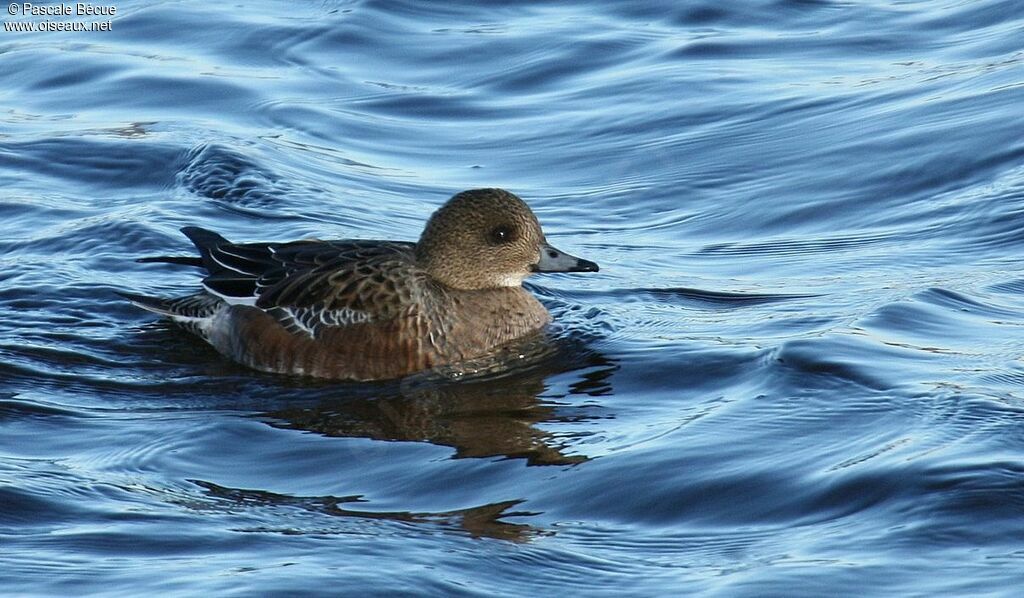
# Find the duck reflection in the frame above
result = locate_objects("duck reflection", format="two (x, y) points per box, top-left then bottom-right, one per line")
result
(261, 342), (616, 467)
(234, 339), (617, 541)
(191, 479), (543, 542)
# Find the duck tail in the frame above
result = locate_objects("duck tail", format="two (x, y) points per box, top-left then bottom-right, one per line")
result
(133, 227), (230, 269)
(117, 291), (225, 334)
(180, 226), (232, 272)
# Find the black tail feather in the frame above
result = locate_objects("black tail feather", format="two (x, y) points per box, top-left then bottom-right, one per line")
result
(136, 255), (205, 267)
(181, 226), (232, 273)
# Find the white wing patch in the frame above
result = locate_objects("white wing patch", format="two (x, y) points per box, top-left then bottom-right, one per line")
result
(269, 305), (371, 338)
(201, 282), (258, 306)
(318, 307), (371, 327)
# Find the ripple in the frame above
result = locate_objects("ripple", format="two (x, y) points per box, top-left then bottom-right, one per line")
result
(0, 136), (184, 190)
(178, 144), (298, 208)
(0, 395), (88, 419)
(771, 335), (920, 391)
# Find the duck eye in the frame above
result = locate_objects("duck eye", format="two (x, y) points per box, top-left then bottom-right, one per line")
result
(489, 225), (515, 245)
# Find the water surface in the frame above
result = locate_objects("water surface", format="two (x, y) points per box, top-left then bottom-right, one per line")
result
(3, 0), (1024, 595)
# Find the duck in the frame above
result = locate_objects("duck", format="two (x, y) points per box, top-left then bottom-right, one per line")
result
(122, 188), (599, 380)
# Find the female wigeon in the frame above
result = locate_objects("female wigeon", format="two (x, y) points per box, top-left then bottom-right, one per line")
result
(123, 188), (598, 380)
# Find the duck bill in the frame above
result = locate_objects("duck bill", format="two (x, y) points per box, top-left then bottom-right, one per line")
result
(531, 242), (599, 273)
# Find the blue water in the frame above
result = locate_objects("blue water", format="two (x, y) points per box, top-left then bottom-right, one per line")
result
(3, 0), (1024, 595)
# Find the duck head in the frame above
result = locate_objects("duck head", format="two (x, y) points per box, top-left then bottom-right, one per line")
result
(416, 188), (598, 291)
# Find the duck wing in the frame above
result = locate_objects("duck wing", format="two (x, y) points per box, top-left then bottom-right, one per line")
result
(177, 226), (416, 308)
(254, 250), (425, 340)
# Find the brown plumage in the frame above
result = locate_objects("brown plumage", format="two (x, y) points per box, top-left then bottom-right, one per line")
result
(122, 188), (599, 380)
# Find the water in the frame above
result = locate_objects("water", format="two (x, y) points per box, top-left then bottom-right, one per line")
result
(2, 0), (1024, 595)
